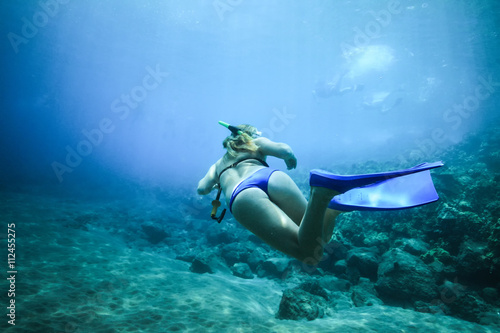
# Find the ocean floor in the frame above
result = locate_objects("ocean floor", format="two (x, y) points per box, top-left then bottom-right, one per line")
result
(2, 189), (499, 333)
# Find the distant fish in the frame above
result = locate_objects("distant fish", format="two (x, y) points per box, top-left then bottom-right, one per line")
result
(313, 72), (363, 99)
(313, 73), (342, 98)
(363, 90), (404, 113)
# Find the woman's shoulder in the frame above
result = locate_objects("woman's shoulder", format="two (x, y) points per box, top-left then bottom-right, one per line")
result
(252, 137), (282, 153)
(253, 137), (270, 145)
(214, 154), (236, 174)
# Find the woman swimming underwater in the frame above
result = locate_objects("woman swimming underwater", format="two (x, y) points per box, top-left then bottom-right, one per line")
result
(197, 122), (443, 265)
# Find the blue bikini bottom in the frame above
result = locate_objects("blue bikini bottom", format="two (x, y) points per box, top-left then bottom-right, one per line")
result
(229, 167), (278, 213)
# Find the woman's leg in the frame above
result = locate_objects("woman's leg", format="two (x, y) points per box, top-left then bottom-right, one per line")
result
(322, 208), (342, 243)
(232, 188), (304, 259)
(297, 187), (339, 264)
(267, 171), (342, 244)
(232, 173), (340, 264)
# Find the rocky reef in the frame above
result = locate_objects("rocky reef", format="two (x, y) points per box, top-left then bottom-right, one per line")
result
(173, 127), (500, 326)
(62, 126), (500, 329)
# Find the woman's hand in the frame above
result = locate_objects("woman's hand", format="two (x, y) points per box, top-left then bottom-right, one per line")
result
(285, 154), (297, 170)
(197, 164), (218, 195)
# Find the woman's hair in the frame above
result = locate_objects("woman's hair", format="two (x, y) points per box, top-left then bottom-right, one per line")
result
(222, 124), (260, 157)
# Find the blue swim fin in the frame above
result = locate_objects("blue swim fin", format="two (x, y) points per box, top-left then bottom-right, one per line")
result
(310, 161), (443, 193)
(328, 170), (440, 211)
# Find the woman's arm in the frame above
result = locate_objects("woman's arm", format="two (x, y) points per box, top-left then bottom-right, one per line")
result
(254, 137), (297, 170)
(197, 164), (218, 195)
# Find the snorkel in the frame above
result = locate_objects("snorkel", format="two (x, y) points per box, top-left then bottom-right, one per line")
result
(210, 187), (226, 223)
(219, 121), (243, 136)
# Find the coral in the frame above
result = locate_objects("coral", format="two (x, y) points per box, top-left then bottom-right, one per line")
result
(447, 291), (491, 323)
(398, 238), (430, 256)
(421, 247), (453, 265)
(276, 288), (328, 321)
(346, 247), (380, 282)
(256, 258), (291, 280)
(141, 222), (168, 244)
(376, 249), (439, 302)
(351, 278), (383, 307)
(231, 263), (254, 279)
(487, 218), (500, 255)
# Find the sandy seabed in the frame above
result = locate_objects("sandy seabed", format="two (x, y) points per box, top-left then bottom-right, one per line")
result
(1, 190), (499, 333)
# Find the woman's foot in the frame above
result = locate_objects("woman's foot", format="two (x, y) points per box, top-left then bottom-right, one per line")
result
(309, 162), (443, 194)
(310, 186), (341, 202)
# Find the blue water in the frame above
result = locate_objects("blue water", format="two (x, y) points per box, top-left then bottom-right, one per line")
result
(1, 0), (498, 187)
(1, 1), (500, 332)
